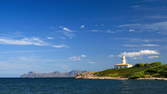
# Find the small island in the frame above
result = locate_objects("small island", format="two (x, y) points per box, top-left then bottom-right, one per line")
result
(76, 56), (167, 80)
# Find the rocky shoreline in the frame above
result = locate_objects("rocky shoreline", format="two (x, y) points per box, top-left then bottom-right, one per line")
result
(75, 72), (167, 80)
(136, 78), (167, 80)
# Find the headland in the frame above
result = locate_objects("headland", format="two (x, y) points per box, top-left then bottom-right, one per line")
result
(75, 62), (167, 80)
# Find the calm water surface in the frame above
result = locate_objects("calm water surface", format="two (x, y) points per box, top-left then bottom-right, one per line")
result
(0, 78), (166, 94)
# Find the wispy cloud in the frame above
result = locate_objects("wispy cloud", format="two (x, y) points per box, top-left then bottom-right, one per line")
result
(47, 37), (54, 40)
(69, 54), (87, 62)
(147, 55), (159, 59)
(0, 37), (68, 49)
(123, 44), (159, 47)
(115, 37), (161, 43)
(80, 25), (85, 29)
(119, 50), (160, 57)
(127, 38), (160, 42)
(0, 37), (47, 46)
(90, 29), (116, 33)
(52, 44), (69, 48)
(59, 26), (75, 39)
(62, 27), (74, 32)
(119, 21), (167, 34)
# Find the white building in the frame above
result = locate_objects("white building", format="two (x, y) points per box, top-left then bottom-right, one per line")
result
(114, 56), (133, 69)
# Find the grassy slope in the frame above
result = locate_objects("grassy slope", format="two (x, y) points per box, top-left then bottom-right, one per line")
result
(94, 62), (167, 79)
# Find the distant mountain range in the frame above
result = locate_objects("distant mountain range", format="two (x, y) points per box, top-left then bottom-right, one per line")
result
(21, 70), (86, 78)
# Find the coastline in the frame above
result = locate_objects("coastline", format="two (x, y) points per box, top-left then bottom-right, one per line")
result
(75, 72), (167, 80)
(76, 76), (128, 80)
(76, 76), (167, 80)
(75, 72), (128, 80)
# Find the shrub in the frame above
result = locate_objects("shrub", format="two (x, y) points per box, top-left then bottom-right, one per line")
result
(134, 62), (162, 68)
(145, 68), (159, 74)
(144, 74), (152, 78)
(149, 62), (161, 67)
(108, 73), (119, 77)
(134, 63), (146, 67)
(159, 71), (167, 77)
(129, 71), (145, 79)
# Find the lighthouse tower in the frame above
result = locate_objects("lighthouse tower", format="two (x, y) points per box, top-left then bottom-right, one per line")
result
(121, 55), (127, 64)
(114, 55), (133, 69)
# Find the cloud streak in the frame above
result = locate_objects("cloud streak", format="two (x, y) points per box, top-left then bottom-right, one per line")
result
(69, 54), (87, 62)
(119, 21), (167, 34)
(59, 26), (75, 39)
(0, 37), (68, 49)
(80, 25), (85, 29)
(147, 56), (159, 59)
(123, 44), (159, 47)
(52, 44), (69, 48)
(0, 37), (47, 46)
(62, 27), (74, 32)
(119, 50), (160, 57)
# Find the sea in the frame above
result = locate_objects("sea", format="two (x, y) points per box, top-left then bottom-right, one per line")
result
(0, 78), (166, 94)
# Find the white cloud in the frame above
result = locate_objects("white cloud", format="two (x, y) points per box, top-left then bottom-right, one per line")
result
(125, 56), (143, 60)
(90, 30), (102, 32)
(119, 21), (167, 34)
(119, 50), (160, 57)
(90, 29), (116, 33)
(123, 44), (159, 47)
(88, 21), (167, 34)
(115, 38), (162, 43)
(142, 44), (159, 47)
(0, 37), (47, 46)
(147, 56), (159, 59)
(80, 25), (85, 29)
(60, 27), (74, 32)
(128, 29), (136, 32)
(69, 54), (87, 62)
(0, 37), (68, 49)
(52, 44), (68, 48)
(59, 26), (75, 39)
(81, 54), (87, 58)
(47, 37), (54, 40)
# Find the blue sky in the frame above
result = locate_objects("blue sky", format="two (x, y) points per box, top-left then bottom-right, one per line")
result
(0, 0), (167, 77)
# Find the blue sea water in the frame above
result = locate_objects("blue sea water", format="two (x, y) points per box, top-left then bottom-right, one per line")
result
(0, 78), (166, 94)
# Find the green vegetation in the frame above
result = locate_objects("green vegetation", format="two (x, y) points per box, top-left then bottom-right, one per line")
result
(95, 62), (167, 79)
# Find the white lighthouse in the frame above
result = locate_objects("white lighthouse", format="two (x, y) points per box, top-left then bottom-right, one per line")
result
(114, 56), (133, 69)
(121, 55), (127, 64)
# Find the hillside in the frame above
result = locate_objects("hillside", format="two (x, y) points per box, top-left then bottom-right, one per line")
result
(76, 62), (167, 80)
(94, 62), (167, 79)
